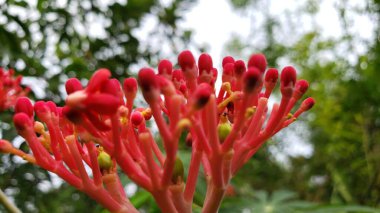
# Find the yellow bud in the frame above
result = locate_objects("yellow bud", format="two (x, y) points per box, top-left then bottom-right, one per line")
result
(98, 151), (113, 170)
(34, 121), (45, 134)
(218, 122), (232, 142)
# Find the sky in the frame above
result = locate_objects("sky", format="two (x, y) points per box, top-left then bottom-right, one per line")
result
(176, 0), (374, 161)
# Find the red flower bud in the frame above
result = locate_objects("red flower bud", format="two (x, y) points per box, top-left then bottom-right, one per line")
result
(13, 112), (33, 131)
(46, 101), (58, 115)
(281, 66), (297, 88)
(243, 67), (262, 93)
(295, 79), (309, 95)
(301, 97), (315, 111)
(198, 53), (213, 75)
(265, 68), (279, 84)
(248, 53), (267, 73)
(178, 50), (195, 70)
(123, 77), (138, 94)
(280, 66), (297, 97)
(158, 59), (173, 76)
(234, 60), (246, 76)
(15, 97), (34, 118)
(222, 56), (235, 67)
(87, 69), (111, 93)
(34, 101), (50, 118)
(65, 78), (83, 94)
(131, 111), (144, 127)
(223, 63), (235, 76)
(84, 94), (121, 115)
(172, 69), (184, 82)
(101, 79), (121, 97)
(138, 68), (158, 92)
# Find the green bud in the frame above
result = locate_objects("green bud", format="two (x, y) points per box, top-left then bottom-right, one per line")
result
(172, 156), (184, 184)
(97, 151), (113, 170)
(218, 122), (232, 142)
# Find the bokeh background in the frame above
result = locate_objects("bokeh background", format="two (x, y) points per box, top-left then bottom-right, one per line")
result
(1, 0), (380, 212)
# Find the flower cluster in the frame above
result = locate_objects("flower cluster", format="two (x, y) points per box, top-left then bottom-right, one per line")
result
(0, 51), (314, 213)
(0, 68), (30, 112)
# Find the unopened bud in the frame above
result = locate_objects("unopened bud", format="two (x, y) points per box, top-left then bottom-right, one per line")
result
(234, 60), (246, 77)
(293, 79), (309, 99)
(198, 53), (213, 75)
(193, 83), (212, 109)
(280, 66), (297, 97)
(84, 94), (121, 115)
(301, 97), (315, 111)
(178, 50), (195, 71)
(222, 56), (235, 67)
(171, 156), (184, 184)
(131, 111), (144, 127)
(87, 69), (111, 93)
(248, 53), (267, 73)
(218, 122), (232, 142)
(158, 59), (173, 76)
(65, 78), (83, 94)
(98, 151), (113, 170)
(243, 67), (262, 93)
(13, 113), (33, 132)
(15, 97), (34, 118)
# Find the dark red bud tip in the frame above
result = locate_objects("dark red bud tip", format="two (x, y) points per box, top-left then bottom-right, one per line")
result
(281, 66), (297, 88)
(222, 56), (235, 67)
(265, 68), (279, 83)
(295, 79), (309, 94)
(248, 53), (267, 73)
(138, 68), (158, 92)
(62, 106), (82, 124)
(223, 63), (235, 76)
(193, 83), (213, 109)
(302, 97), (315, 110)
(13, 113), (33, 131)
(198, 53), (213, 74)
(185, 133), (192, 147)
(84, 94), (121, 115)
(65, 78), (83, 94)
(243, 67), (262, 93)
(15, 97), (34, 118)
(123, 77), (138, 93)
(234, 60), (246, 76)
(131, 111), (144, 126)
(158, 59), (173, 76)
(87, 69), (111, 93)
(178, 50), (195, 70)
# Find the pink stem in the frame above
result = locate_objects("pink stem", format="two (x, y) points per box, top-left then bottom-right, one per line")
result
(85, 143), (102, 186)
(184, 146), (202, 202)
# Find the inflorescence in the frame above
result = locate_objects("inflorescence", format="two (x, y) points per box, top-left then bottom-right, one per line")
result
(0, 68), (30, 112)
(0, 51), (315, 213)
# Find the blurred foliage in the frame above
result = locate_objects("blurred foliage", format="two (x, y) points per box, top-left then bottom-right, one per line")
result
(225, 0), (380, 211)
(1, 0), (380, 211)
(221, 190), (380, 213)
(0, 0), (197, 212)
